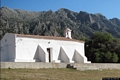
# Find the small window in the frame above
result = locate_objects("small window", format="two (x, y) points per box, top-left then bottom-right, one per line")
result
(5, 39), (7, 42)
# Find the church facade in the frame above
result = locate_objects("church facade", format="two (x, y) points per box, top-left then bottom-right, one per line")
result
(0, 33), (90, 63)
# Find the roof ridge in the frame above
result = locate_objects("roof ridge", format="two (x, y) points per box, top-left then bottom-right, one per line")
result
(15, 33), (84, 43)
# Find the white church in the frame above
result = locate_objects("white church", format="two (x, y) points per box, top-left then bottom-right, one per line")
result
(0, 28), (90, 63)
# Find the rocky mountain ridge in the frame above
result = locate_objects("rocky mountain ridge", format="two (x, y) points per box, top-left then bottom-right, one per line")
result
(0, 6), (120, 40)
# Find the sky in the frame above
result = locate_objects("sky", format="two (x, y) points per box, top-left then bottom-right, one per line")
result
(1, 0), (120, 19)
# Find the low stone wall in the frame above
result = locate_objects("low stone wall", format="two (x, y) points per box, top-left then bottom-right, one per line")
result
(70, 63), (120, 70)
(0, 62), (68, 69)
(1, 62), (120, 70)
(92, 63), (120, 69)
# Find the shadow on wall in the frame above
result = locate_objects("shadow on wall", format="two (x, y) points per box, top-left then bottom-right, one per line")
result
(58, 47), (69, 63)
(34, 45), (45, 62)
(72, 50), (84, 63)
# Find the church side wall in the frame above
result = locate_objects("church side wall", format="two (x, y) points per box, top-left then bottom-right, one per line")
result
(0, 33), (15, 61)
(15, 37), (87, 63)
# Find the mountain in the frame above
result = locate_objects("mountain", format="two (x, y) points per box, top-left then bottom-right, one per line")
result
(0, 7), (120, 40)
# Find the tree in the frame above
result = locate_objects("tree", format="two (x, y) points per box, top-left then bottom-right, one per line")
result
(85, 32), (119, 63)
(111, 52), (119, 62)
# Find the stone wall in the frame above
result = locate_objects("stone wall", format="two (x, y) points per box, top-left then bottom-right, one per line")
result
(1, 62), (120, 70)
(0, 62), (68, 69)
(70, 63), (120, 70)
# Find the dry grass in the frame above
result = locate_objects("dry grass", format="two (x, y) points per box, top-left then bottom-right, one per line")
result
(1, 68), (120, 80)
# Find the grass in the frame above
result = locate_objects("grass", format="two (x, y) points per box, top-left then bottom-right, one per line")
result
(1, 68), (120, 80)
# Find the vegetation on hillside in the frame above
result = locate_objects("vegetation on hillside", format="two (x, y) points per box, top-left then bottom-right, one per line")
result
(0, 7), (120, 40)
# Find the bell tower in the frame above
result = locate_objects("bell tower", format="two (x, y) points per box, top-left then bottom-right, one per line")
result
(65, 28), (72, 39)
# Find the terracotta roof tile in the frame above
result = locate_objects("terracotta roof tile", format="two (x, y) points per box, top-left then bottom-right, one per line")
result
(15, 34), (84, 43)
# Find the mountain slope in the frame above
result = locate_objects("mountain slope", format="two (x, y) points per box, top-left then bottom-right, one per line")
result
(0, 7), (120, 40)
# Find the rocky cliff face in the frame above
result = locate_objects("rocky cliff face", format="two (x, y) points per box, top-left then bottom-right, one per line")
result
(0, 7), (120, 40)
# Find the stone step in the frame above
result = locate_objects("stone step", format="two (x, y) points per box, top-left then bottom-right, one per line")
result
(69, 63), (100, 71)
(76, 66), (99, 71)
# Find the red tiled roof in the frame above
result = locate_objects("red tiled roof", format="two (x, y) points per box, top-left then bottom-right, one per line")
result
(15, 34), (84, 43)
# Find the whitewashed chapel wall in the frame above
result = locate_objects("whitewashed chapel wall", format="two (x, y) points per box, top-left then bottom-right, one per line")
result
(15, 36), (88, 63)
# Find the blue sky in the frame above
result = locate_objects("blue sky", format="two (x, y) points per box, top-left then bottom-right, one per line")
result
(1, 0), (120, 19)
